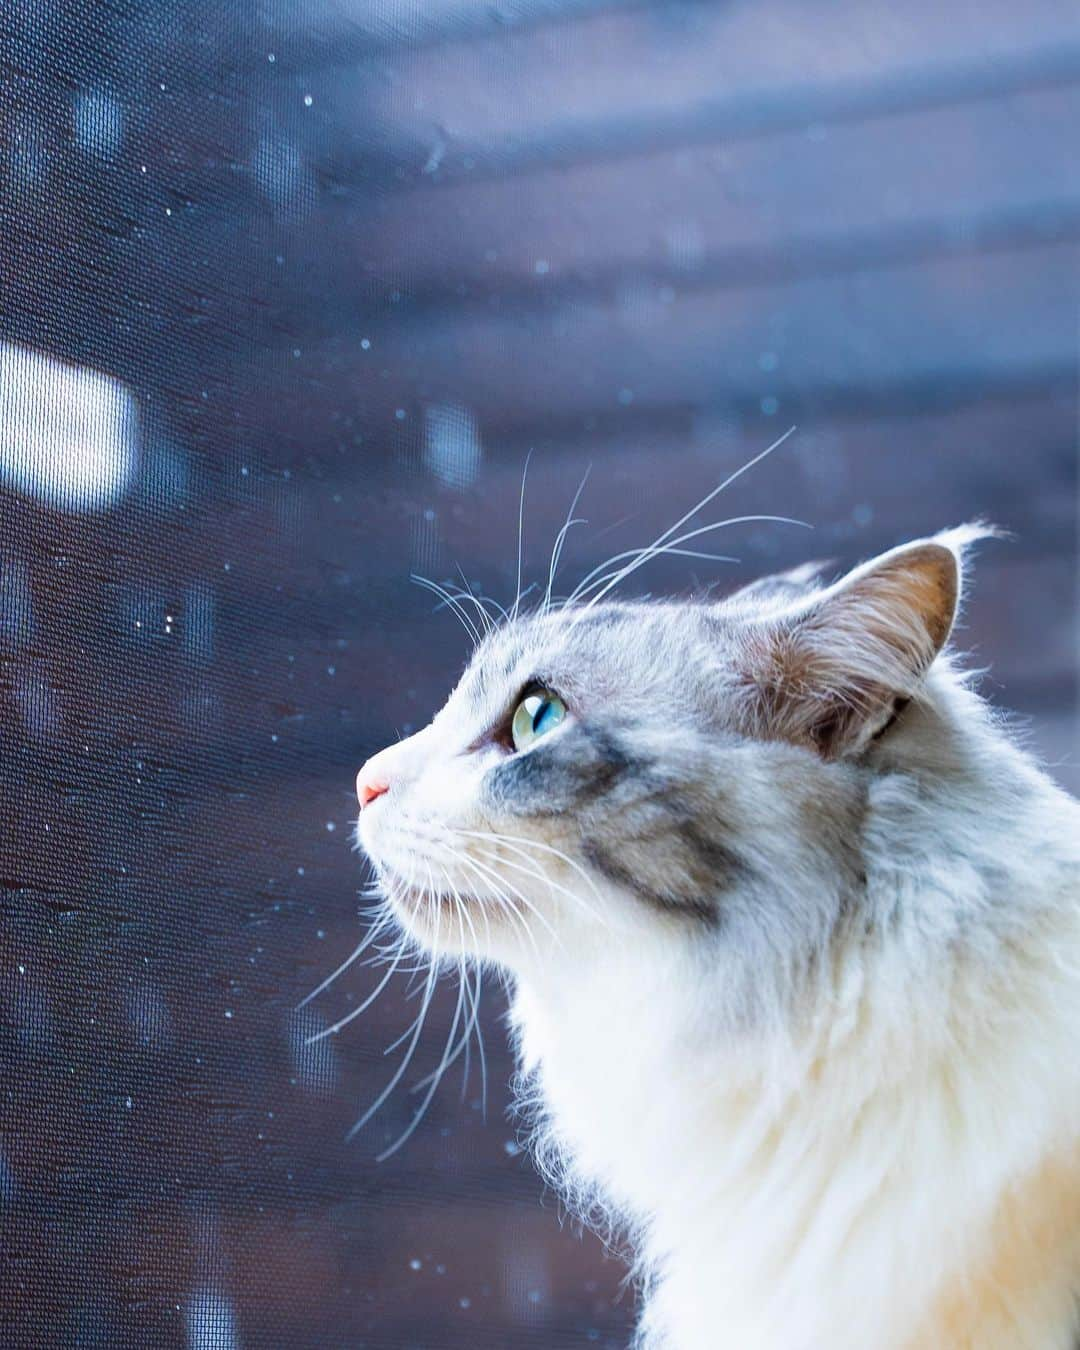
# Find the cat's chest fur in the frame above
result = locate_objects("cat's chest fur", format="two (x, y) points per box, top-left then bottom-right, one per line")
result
(510, 856), (1080, 1350)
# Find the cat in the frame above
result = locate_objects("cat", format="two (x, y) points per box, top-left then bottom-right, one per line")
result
(353, 516), (1080, 1349)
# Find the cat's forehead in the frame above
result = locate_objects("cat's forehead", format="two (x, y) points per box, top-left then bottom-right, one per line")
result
(444, 600), (718, 725)
(444, 604), (616, 705)
(468, 604), (631, 687)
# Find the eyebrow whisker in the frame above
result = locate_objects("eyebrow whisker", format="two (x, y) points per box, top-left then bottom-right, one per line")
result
(411, 572), (483, 646)
(510, 449), (532, 621)
(543, 464), (591, 615)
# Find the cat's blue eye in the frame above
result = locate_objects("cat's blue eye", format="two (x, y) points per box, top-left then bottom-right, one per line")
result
(510, 688), (567, 752)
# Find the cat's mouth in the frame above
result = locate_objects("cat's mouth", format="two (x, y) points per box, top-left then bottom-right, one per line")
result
(381, 875), (493, 922)
(374, 854), (520, 949)
(383, 879), (501, 952)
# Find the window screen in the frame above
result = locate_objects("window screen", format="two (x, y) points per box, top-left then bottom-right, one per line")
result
(1, 2), (1077, 1346)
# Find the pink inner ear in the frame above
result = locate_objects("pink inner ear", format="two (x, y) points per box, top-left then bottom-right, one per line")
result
(845, 542), (959, 657)
(736, 539), (961, 758)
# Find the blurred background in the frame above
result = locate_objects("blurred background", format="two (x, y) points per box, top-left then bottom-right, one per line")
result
(0, 1), (1078, 1346)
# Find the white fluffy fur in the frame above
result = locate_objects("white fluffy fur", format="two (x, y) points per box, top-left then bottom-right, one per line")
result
(512, 679), (1080, 1347)
(357, 529), (1080, 1348)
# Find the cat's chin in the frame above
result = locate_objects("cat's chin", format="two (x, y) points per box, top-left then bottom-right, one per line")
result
(382, 877), (498, 956)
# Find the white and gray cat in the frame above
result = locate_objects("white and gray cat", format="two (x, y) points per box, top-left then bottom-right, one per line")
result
(352, 509), (1080, 1349)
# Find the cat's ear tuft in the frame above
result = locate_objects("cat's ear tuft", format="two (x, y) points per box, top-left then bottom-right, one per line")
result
(735, 524), (996, 757)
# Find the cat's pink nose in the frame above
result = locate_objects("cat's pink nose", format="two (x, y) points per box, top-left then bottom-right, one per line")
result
(356, 755), (391, 809)
(356, 729), (432, 809)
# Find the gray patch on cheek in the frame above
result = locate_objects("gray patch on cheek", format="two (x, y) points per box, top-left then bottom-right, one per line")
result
(582, 837), (720, 925)
(484, 722), (644, 818)
(583, 794), (750, 924)
(483, 720), (750, 923)
(671, 816), (748, 890)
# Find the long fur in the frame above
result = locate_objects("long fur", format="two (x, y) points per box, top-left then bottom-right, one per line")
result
(356, 525), (1080, 1349)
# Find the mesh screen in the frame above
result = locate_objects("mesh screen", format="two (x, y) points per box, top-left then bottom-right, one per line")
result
(1, 1), (1077, 1346)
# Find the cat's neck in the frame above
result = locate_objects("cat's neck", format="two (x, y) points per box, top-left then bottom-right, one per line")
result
(514, 919), (1080, 1348)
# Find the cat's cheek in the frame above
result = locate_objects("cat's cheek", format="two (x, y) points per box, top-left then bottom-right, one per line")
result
(355, 795), (430, 883)
(396, 743), (497, 825)
(482, 748), (563, 820)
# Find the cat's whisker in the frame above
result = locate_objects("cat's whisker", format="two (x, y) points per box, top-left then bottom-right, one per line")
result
(448, 849), (547, 960)
(455, 828), (610, 930)
(543, 517), (588, 614)
(349, 895), (444, 1141)
(435, 580), (494, 638)
(543, 466), (591, 615)
(445, 850), (548, 960)
(606, 428), (794, 578)
(383, 988), (431, 1050)
(355, 948), (395, 972)
(454, 564), (496, 637)
(411, 572), (473, 625)
(560, 546), (742, 606)
(465, 965), (487, 1115)
(578, 519), (800, 612)
(308, 930), (409, 1043)
(423, 858), (441, 948)
(483, 594), (512, 625)
(457, 968), (473, 1103)
(510, 449), (532, 621)
(296, 905), (395, 1010)
(474, 872), (496, 961)
(448, 871), (491, 1117)
(392, 963), (435, 989)
(571, 514), (810, 613)
(351, 972), (438, 1140)
(473, 858), (565, 952)
(408, 886), (480, 1098)
(442, 582), (512, 627)
(381, 866), (440, 1050)
(448, 846), (563, 954)
(473, 845), (612, 935)
(561, 547), (740, 609)
(466, 832), (611, 929)
(453, 965), (475, 1103)
(447, 887), (475, 1099)
(372, 935), (418, 960)
(413, 574), (484, 646)
(412, 572), (474, 624)
(378, 919), (470, 1161)
(562, 428), (796, 609)
(411, 573), (483, 646)
(463, 833), (595, 896)
(565, 543), (733, 609)
(473, 969), (488, 1113)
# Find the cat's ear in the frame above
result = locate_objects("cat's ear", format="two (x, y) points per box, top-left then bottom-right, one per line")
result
(734, 525), (993, 758)
(725, 558), (833, 609)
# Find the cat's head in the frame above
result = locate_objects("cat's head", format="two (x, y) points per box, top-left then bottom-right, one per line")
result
(356, 527), (985, 982)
